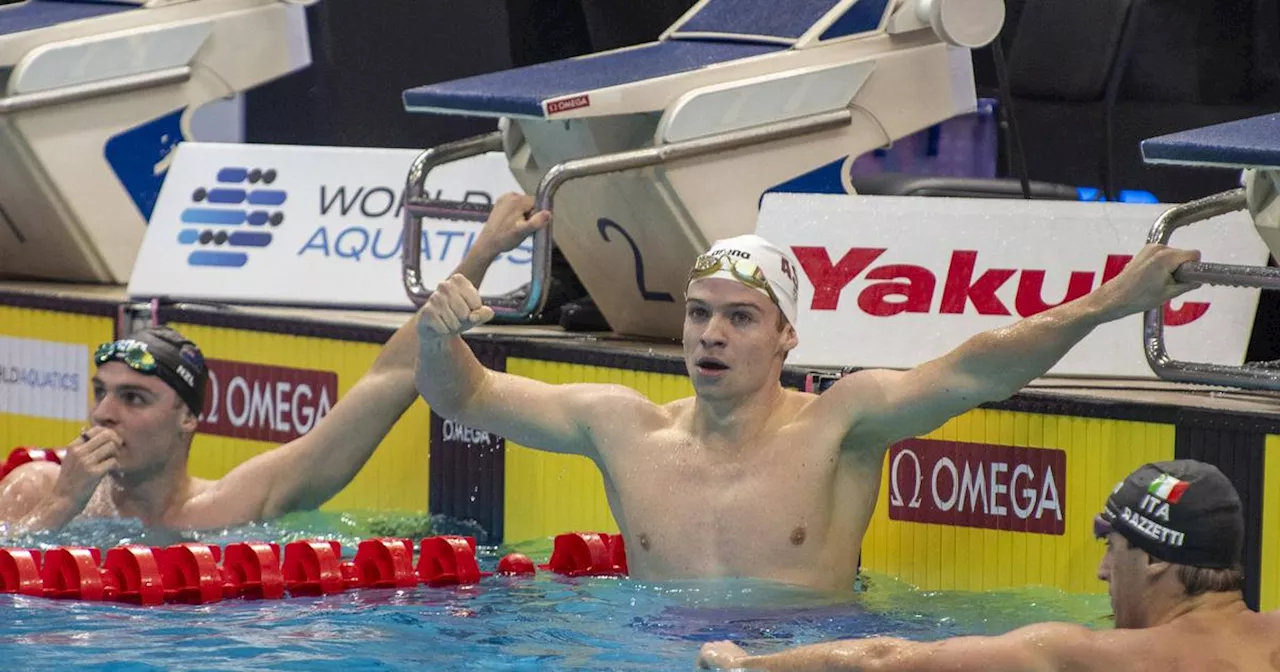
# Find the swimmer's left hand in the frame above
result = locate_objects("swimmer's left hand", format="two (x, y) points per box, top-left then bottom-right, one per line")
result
(697, 641), (751, 669)
(476, 193), (551, 256)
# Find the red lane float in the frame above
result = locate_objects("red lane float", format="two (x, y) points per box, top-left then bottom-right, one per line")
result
(103, 545), (165, 606)
(0, 530), (628, 606)
(41, 547), (105, 601)
(282, 540), (347, 596)
(354, 538), (418, 589)
(543, 533), (628, 577)
(417, 536), (485, 587)
(497, 553), (536, 575)
(221, 542), (284, 600)
(158, 544), (225, 604)
(0, 548), (44, 597)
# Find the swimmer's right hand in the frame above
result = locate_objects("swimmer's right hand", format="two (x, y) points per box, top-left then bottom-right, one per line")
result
(419, 273), (495, 338)
(53, 427), (121, 510)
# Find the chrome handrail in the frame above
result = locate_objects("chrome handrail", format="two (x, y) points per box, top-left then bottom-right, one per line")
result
(1143, 188), (1280, 389)
(401, 108), (854, 322)
(401, 131), (508, 306)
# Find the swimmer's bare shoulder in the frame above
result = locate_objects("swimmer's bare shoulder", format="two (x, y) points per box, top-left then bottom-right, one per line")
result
(157, 475), (259, 529)
(583, 383), (670, 434)
(795, 365), (994, 463)
(0, 461), (60, 522)
(461, 377), (669, 463)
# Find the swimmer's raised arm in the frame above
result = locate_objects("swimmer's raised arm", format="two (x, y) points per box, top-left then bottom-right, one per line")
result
(205, 312), (423, 521)
(696, 622), (1121, 671)
(817, 244), (1201, 452)
(415, 273), (641, 460)
(413, 194), (650, 460)
(188, 196), (550, 523)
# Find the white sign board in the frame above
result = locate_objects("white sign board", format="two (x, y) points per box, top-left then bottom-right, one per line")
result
(129, 142), (528, 310)
(756, 193), (1269, 378)
(0, 336), (89, 422)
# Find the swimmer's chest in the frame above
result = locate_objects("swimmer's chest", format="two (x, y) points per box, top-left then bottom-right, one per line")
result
(602, 435), (840, 549)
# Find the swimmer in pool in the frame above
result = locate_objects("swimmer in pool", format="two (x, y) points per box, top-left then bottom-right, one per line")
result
(697, 459), (1280, 670)
(416, 226), (1199, 590)
(0, 194), (548, 534)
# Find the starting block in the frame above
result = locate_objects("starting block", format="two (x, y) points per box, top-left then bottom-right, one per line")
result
(400, 0), (1006, 334)
(1141, 113), (1280, 389)
(0, 0), (316, 283)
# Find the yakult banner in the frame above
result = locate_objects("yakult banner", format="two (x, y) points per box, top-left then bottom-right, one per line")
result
(0, 336), (89, 422)
(756, 194), (1270, 377)
(129, 142), (527, 310)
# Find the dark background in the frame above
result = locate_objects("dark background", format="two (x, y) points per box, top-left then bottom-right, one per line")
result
(7, 0), (1280, 355)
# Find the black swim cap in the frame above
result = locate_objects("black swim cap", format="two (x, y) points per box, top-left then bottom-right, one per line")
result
(1096, 460), (1243, 570)
(94, 326), (208, 417)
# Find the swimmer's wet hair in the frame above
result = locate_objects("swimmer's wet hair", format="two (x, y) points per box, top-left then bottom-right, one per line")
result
(1177, 564), (1245, 596)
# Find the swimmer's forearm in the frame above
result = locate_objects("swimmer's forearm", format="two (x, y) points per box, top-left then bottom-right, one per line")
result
(735, 638), (918, 671)
(947, 293), (1109, 399)
(453, 239), (501, 289)
(415, 333), (491, 419)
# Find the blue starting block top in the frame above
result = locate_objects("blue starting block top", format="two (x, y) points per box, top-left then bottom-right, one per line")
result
(403, 0), (896, 120)
(1141, 113), (1280, 170)
(0, 1), (135, 37)
(402, 40), (781, 119)
(670, 0), (840, 41)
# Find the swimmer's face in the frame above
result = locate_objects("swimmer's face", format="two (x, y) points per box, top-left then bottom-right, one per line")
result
(90, 362), (197, 481)
(683, 278), (797, 399)
(1097, 531), (1153, 629)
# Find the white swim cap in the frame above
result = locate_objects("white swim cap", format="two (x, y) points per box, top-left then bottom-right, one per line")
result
(688, 234), (800, 327)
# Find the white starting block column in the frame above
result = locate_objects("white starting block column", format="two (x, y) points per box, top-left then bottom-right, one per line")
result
(1141, 113), (1280, 389)
(401, 0), (1005, 336)
(0, 0), (316, 284)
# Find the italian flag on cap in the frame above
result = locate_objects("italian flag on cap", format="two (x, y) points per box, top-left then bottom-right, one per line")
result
(1149, 473), (1191, 504)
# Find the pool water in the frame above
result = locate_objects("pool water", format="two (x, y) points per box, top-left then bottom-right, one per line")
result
(0, 513), (1112, 671)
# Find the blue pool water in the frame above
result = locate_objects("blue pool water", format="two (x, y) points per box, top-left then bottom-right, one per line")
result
(0, 514), (1111, 671)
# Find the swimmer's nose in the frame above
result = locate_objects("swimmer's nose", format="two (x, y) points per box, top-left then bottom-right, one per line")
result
(700, 314), (729, 348)
(90, 395), (120, 428)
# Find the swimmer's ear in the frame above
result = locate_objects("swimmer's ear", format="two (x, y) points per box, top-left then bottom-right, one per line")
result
(780, 322), (799, 354)
(1143, 554), (1174, 582)
(179, 406), (199, 435)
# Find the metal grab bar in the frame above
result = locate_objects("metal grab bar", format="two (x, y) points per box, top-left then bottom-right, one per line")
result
(401, 108), (854, 322)
(401, 131), (509, 307)
(1143, 188), (1280, 389)
(0, 66), (191, 115)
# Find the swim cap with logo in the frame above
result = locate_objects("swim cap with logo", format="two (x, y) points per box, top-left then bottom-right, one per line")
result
(687, 234), (801, 327)
(94, 326), (209, 417)
(1095, 460), (1243, 569)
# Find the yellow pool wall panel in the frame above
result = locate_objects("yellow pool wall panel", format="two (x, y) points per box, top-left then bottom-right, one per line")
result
(1263, 435), (1280, 612)
(171, 322), (431, 514)
(859, 410), (1175, 596)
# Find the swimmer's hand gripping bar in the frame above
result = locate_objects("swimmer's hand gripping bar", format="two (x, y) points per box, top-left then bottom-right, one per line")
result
(402, 132), (545, 320)
(401, 109), (854, 322)
(1144, 188), (1280, 389)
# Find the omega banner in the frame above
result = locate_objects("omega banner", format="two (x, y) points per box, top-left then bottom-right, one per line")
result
(198, 359), (338, 443)
(887, 439), (1067, 535)
(755, 193), (1270, 377)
